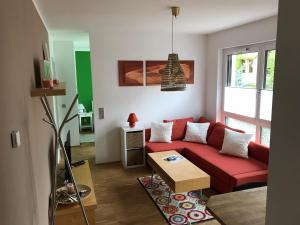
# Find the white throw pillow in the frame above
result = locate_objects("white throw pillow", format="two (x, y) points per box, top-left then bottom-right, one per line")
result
(184, 122), (210, 144)
(149, 122), (173, 143)
(220, 128), (253, 158)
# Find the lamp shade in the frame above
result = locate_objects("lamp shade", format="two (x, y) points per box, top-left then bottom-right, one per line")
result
(161, 53), (186, 91)
(127, 113), (138, 127)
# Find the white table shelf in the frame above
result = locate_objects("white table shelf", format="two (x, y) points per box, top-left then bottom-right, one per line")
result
(120, 127), (145, 168)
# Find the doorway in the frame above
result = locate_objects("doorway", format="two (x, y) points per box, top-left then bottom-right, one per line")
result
(75, 50), (95, 144)
(50, 31), (95, 161)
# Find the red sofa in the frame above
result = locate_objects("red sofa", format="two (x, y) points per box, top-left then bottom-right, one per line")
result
(145, 117), (269, 193)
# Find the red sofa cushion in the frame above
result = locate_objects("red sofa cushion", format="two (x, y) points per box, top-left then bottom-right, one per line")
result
(184, 145), (267, 176)
(183, 145), (268, 192)
(145, 140), (203, 154)
(163, 117), (194, 140)
(207, 122), (245, 150)
(198, 117), (217, 139)
(233, 170), (268, 187)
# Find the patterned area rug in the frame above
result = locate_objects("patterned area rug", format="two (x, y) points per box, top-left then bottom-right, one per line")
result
(138, 175), (214, 225)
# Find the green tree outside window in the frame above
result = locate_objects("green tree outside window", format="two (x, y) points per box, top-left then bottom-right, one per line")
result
(265, 50), (276, 90)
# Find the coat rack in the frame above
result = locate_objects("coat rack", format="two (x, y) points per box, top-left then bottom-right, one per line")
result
(40, 94), (89, 225)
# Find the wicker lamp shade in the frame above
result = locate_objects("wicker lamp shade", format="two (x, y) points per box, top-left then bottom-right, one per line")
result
(161, 53), (186, 91)
(161, 6), (186, 92)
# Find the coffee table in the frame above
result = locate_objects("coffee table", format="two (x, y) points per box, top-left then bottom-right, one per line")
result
(147, 150), (210, 205)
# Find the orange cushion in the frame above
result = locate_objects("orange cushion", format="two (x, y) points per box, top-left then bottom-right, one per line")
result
(163, 117), (194, 140)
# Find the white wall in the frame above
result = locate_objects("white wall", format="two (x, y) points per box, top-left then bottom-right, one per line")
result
(205, 16), (277, 121)
(52, 41), (80, 146)
(266, 0), (300, 224)
(89, 30), (207, 163)
(1, 1), (52, 224)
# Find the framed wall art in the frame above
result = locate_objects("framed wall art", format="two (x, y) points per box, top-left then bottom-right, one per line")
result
(146, 60), (194, 85)
(118, 61), (144, 86)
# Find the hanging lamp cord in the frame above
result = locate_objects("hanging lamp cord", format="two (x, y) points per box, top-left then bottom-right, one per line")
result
(172, 14), (174, 53)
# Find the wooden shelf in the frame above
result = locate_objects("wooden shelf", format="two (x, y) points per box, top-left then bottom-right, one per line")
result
(31, 82), (66, 97)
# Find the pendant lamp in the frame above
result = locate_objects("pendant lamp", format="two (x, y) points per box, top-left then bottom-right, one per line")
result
(161, 6), (186, 91)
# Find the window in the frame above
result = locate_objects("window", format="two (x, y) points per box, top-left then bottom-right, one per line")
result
(225, 118), (256, 141)
(264, 50), (276, 90)
(261, 127), (271, 146)
(260, 50), (276, 121)
(227, 52), (258, 88)
(222, 42), (276, 147)
(224, 52), (258, 118)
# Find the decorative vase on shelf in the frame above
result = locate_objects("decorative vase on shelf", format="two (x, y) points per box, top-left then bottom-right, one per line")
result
(42, 79), (54, 89)
(127, 113), (138, 128)
(41, 60), (53, 88)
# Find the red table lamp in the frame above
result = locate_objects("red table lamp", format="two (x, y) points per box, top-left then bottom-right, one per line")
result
(127, 113), (138, 128)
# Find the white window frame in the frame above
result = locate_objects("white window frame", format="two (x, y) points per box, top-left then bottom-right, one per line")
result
(221, 41), (276, 143)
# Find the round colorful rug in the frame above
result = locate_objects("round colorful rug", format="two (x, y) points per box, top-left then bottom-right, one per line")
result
(138, 175), (213, 224)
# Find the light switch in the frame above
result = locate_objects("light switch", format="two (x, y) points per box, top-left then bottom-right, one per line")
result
(11, 131), (21, 148)
(99, 108), (104, 119)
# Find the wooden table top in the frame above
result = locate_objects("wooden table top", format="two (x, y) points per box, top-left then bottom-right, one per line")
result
(147, 150), (210, 193)
(56, 160), (97, 215)
(207, 187), (267, 225)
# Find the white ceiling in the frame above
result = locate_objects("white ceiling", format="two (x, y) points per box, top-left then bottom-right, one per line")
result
(35, 0), (278, 34)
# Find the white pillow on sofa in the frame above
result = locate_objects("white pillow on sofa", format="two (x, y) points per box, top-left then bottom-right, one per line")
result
(149, 122), (173, 143)
(184, 122), (210, 144)
(220, 128), (253, 158)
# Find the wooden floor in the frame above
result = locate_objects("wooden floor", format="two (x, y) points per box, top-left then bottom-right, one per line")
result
(72, 144), (220, 225)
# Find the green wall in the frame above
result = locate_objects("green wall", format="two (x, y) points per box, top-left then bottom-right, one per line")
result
(75, 51), (93, 112)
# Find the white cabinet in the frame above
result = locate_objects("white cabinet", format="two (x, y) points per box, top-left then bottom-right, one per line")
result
(120, 127), (145, 168)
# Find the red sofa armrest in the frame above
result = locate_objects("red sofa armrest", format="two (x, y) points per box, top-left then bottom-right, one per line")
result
(248, 142), (269, 164)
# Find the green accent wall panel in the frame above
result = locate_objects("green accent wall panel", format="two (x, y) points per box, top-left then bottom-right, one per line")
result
(75, 51), (93, 112)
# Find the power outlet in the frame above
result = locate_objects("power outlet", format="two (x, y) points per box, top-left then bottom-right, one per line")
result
(99, 108), (104, 119)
